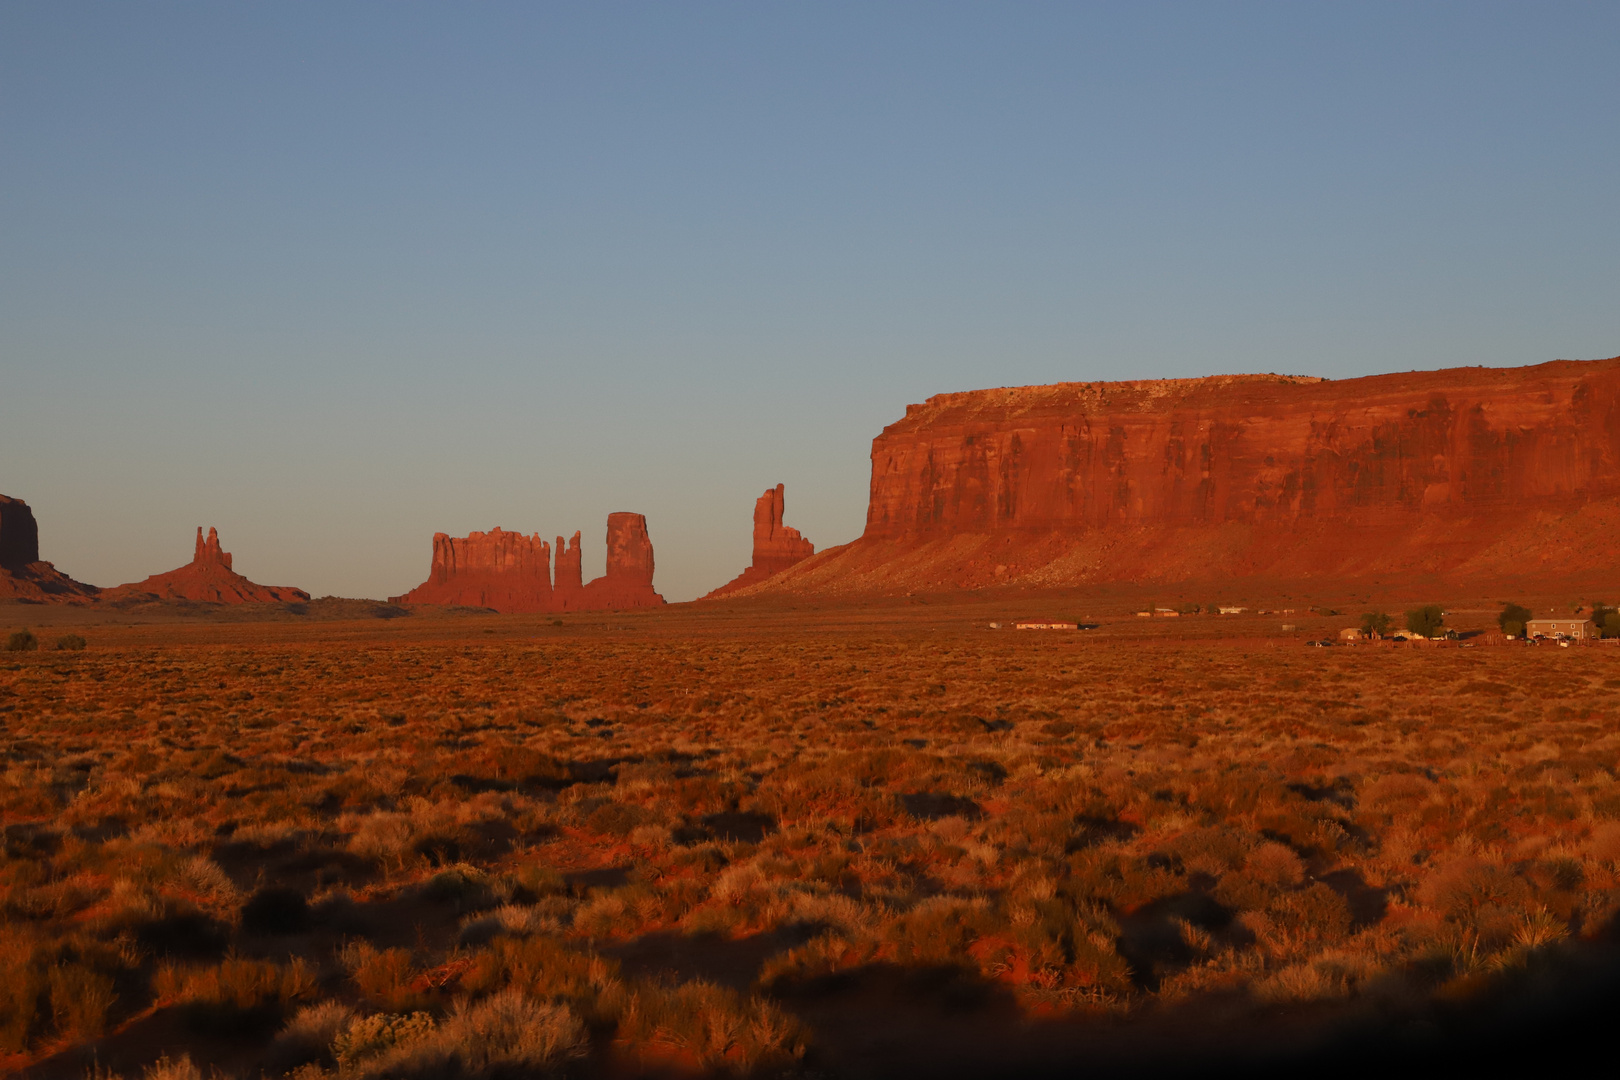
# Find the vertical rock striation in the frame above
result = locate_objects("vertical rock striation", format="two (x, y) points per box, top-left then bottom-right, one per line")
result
(703, 484), (815, 597)
(578, 512), (663, 610)
(751, 356), (1620, 593)
(394, 528), (554, 611)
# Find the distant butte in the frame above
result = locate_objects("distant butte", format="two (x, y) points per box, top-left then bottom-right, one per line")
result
(704, 484), (815, 597)
(104, 527), (310, 604)
(746, 355), (1620, 595)
(0, 494), (100, 603)
(393, 512), (665, 613)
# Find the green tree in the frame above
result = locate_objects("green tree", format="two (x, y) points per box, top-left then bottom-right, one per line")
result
(1405, 605), (1445, 639)
(1360, 611), (1392, 638)
(1498, 603), (1532, 638)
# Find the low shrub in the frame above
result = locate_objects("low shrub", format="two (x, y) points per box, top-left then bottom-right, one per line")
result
(153, 955), (317, 1033)
(5, 629), (38, 652)
(342, 942), (421, 1011)
(53, 633), (87, 651)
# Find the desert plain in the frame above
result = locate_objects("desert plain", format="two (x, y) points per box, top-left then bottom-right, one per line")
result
(5, 590), (1620, 1079)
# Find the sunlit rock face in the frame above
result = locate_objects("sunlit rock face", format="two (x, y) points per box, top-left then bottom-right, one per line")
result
(395, 515), (663, 613)
(757, 356), (1620, 593)
(106, 527), (310, 604)
(704, 484), (815, 598)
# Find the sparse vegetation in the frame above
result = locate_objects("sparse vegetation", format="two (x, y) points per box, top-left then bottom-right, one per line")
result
(1, 612), (1618, 1075)
(53, 633), (87, 651)
(5, 629), (38, 652)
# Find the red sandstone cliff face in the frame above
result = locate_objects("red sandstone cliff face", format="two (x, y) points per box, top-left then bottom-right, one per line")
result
(0, 494), (100, 603)
(105, 527), (310, 604)
(757, 357), (1620, 593)
(393, 515), (663, 613)
(703, 484), (815, 597)
(577, 512), (663, 610)
(394, 528), (554, 611)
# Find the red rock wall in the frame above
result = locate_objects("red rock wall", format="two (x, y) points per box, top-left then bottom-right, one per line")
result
(762, 357), (1620, 592)
(395, 527), (554, 611)
(703, 484), (815, 597)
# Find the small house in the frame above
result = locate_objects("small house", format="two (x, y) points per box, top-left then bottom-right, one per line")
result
(1338, 628), (1362, 642)
(1015, 621), (1078, 631)
(1526, 618), (1598, 641)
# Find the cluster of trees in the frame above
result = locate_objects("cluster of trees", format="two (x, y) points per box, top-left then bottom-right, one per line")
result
(1356, 606), (1446, 639)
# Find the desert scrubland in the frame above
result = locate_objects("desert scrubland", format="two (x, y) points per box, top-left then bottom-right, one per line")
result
(3, 601), (1619, 1078)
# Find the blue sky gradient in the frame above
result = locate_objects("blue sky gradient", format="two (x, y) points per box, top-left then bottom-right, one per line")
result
(3, 2), (1617, 600)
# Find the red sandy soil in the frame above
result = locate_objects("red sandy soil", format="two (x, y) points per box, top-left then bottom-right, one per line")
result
(5, 590), (1620, 1078)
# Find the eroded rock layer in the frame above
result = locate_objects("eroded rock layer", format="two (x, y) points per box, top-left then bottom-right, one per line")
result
(0, 494), (100, 603)
(394, 514), (663, 613)
(105, 527), (310, 604)
(759, 356), (1620, 593)
(704, 484), (815, 597)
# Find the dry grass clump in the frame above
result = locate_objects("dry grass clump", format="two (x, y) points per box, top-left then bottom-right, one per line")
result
(3, 618), (1620, 1073)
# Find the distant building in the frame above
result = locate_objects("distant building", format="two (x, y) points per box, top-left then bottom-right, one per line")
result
(1338, 627), (1362, 642)
(1218, 606), (1247, 615)
(1526, 618), (1598, 640)
(1016, 621), (1078, 630)
(1155, 608), (1180, 618)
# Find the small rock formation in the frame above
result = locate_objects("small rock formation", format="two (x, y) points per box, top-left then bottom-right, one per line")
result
(704, 484), (815, 597)
(747, 355), (1620, 594)
(393, 514), (664, 613)
(105, 527), (310, 604)
(392, 528), (553, 611)
(552, 532), (583, 609)
(0, 494), (100, 602)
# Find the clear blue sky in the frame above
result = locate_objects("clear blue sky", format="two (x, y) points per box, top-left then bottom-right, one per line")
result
(3, 2), (1616, 601)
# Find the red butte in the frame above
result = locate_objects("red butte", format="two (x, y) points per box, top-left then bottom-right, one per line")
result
(394, 513), (664, 613)
(0, 494), (99, 602)
(755, 356), (1620, 593)
(105, 527), (310, 604)
(704, 484), (815, 597)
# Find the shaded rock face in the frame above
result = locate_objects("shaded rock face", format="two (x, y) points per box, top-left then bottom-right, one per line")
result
(394, 516), (663, 613)
(105, 527), (310, 604)
(704, 484), (815, 597)
(755, 356), (1620, 593)
(0, 495), (40, 567)
(0, 494), (100, 602)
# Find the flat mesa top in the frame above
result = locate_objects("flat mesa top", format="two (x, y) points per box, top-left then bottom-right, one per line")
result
(885, 356), (1620, 432)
